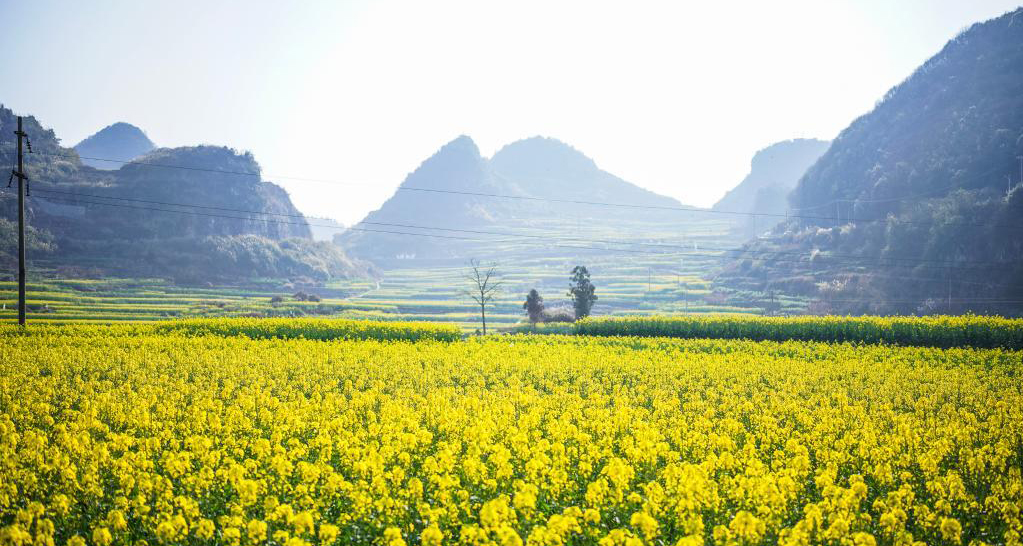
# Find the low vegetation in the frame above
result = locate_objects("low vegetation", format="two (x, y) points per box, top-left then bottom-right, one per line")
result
(0, 318), (461, 342)
(574, 314), (1023, 349)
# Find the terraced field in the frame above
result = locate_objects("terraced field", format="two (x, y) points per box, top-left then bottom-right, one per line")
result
(1, 217), (811, 329)
(0, 278), (389, 323)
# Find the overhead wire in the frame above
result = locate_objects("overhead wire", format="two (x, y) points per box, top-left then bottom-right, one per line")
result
(25, 185), (1018, 268)
(9, 186), (1017, 275)
(14, 147), (1023, 230)
(16, 191), (727, 258)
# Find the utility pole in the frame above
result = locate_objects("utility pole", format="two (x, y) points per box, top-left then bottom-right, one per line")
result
(679, 258), (686, 314)
(13, 117), (28, 326)
(947, 266), (952, 315)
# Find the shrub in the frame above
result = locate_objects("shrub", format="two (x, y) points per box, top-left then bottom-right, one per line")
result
(0, 318), (461, 343)
(574, 315), (1023, 349)
(543, 309), (576, 323)
(149, 318), (460, 342)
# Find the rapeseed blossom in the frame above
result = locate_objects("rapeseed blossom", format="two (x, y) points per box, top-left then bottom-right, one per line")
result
(0, 326), (1020, 545)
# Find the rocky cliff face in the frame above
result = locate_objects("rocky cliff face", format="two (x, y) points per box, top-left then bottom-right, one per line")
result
(104, 145), (311, 240)
(713, 139), (830, 215)
(0, 107), (368, 282)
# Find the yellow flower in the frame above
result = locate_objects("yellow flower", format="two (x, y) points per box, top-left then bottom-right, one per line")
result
(52, 496), (72, 517)
(247, 520), (268, 542)
(629, 512), (658, 541)
(293, 511), (315, 536)
(195, 519), (216, 540)
(421, 525), (443, 546)
(155, 521), (177, 544)
(383, 527), (406, 546)
(237, 479), (260, 506)
(481, 497), (516, 529)
(107, 510), (128, 532)
(92, 527), (113, 546)
(939, 518), (962, 544)
(728, 511), (765, 544)
(319, 524), (340, 544)
(514, 484), (539, 512)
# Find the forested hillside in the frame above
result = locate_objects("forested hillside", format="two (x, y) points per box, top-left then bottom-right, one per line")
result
(719, 8), (1023, 315)
(0, 106), (368, 283)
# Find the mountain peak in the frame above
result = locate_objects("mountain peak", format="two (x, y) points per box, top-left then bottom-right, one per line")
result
(74, 122), (155, 169)
(398, 135), (485, 191)
(491, 136), (597, 177)
(446, 134), (478, 149)
(427, 134), (480, 162)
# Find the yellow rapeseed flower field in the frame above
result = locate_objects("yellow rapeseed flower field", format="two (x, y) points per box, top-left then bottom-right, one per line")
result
(0, 326), (1021, 546)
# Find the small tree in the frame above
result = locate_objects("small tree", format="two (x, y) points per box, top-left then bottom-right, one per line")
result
(568, 266), (597, 319)
(523, 289), (545, 326)
(466, 259), (502, 335)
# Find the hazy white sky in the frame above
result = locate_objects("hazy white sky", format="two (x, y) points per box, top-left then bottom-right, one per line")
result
(2, 0), (1020, 223)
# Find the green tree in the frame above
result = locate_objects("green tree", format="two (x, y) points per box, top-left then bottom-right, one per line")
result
(568, 266), (597, 319)
(522, 289), (544, 326)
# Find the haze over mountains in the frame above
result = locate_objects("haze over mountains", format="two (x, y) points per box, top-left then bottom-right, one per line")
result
(3, 105), (706, 283)
(713, 139), (830, 218)
(2, 5), (1021, 319)
(338, 135), (688, 261)
(720, 7), (1023, 314)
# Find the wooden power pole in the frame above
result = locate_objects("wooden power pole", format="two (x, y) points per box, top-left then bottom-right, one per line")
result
(14, 117), (28, 325)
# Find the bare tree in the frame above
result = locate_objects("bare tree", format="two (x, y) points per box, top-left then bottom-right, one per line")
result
(465, 259), (502, 335)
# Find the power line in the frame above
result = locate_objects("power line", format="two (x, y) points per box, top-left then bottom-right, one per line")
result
(20, 192), (714, 257)
(12, 188), (1016, 274)
(27, 185), (340, 222)
(787, 158), (1020, 214)
(29, 150), (265, 178)
(24, 185), (1021, 269)
(825, 298), (1023, 304)
(789, 177), (984, 212)
(14, 148), (1023, 230)
(722, 270), (1016, 290)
